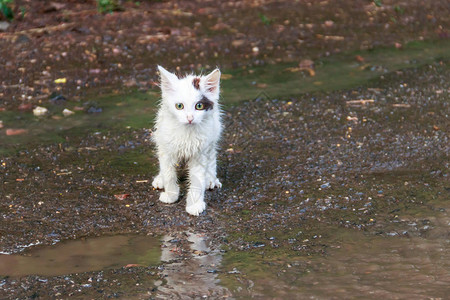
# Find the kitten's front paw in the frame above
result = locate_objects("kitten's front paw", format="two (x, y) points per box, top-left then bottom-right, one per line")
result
(186, 201), (206, 216)
(159, 191), (179, 204)
(206, 178), (222, 190)
(152, 174), (164, 190)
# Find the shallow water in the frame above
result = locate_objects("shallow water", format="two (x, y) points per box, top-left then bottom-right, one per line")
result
(0, 234), (160, 277)
(157, 232), (231, 298)
(220, 181), (450, 299)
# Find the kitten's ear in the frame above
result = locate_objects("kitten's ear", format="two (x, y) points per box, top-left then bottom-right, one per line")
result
(158, 65), (178, 93)
(204, 68), (221, 95)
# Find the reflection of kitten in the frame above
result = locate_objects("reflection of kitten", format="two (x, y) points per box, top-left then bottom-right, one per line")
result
(152, 66), (222, 216)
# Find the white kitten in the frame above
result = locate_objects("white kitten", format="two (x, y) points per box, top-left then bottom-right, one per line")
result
(152, 66), (223, 216)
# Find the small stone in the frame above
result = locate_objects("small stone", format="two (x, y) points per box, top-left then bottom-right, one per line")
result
(62, 109), (75, 117)
(253, 242), (265, 248)
(50, 93), (67, 105)
(228, 268), (240, 274)
(324, 20), (334, 27)
(320, 182), (331, 189)
(0, 21), (10, 32)
(33, 106), (49, 117)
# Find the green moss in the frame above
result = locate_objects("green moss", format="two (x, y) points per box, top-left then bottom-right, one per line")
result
(1, 39), (449, 155)
(221, 39), (450, 104)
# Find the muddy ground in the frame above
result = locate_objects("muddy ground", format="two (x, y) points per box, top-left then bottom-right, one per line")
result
(1, 60), (449, 298)
(0, 0), (449, 299)
(1, 0), (449, 109)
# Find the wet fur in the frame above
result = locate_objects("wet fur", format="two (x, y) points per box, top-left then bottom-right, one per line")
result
(152, 66), (222, 216)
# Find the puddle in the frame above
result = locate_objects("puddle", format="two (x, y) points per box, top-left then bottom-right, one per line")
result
(300, 227), (450, 299)
(157, 232), (231, 298)
(221, 194), (450, 299)
(0, 234), (160, 277)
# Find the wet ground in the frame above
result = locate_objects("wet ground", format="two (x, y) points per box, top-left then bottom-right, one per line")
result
(1, 0), (450, 299)
(1, 59), (449, 298)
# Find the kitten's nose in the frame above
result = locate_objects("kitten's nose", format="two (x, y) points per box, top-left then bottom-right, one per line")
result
(187, 115), (194, 124)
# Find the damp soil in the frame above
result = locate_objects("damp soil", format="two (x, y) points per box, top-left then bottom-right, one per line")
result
(1, 0), (450, 299)
(1, 60), (449, 299)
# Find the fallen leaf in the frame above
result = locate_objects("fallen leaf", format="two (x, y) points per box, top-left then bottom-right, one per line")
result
(211, 23), (230, 31)
(221, 74), (233, 80)
(124, 264), (143, 268)
(285, 67), (315, 76)
(231, 40), (245, 47)
(18, 103), (33, 111)
(299, 59), (314, 69)
(283, 67), (297, 73)
(317, 34), (345, 41)
(114, 194), (130, 200)
(300, 67), (315, 76)
(6, 129), (28, 136)
(355, 55), (365, 62)
(346, 99), (375, 106)
(54, 78), (67, 84)
(392, 103), (411, 108)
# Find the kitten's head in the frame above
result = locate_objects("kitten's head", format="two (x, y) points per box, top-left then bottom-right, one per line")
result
(158, 65), (221, 125)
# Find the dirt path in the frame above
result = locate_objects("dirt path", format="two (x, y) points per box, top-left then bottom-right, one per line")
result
(1, 0), (448, 110)
(1, 59), (448, 298)
(0, 0), (449, 298)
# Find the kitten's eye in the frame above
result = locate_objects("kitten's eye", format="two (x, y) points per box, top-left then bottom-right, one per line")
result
(195, 102), (205, 110)
(175, 103), (184, 110)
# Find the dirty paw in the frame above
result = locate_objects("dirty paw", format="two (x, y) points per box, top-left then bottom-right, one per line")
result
(206, 178), (222, 190)
(152, 174), (164, 190)
(186, 201), (206, 216)
(159, 191), (178, 204)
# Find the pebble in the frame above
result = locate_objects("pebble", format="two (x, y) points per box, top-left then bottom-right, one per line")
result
(33, 106), (49, 117)
(320, 183), (331, 189)
(62, 109), (75, 117)
(0, 21), (10, 31)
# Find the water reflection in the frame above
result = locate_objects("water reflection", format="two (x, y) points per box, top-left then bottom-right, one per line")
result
(0, 234), (160, 277)
(157, 231), (231, 298)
